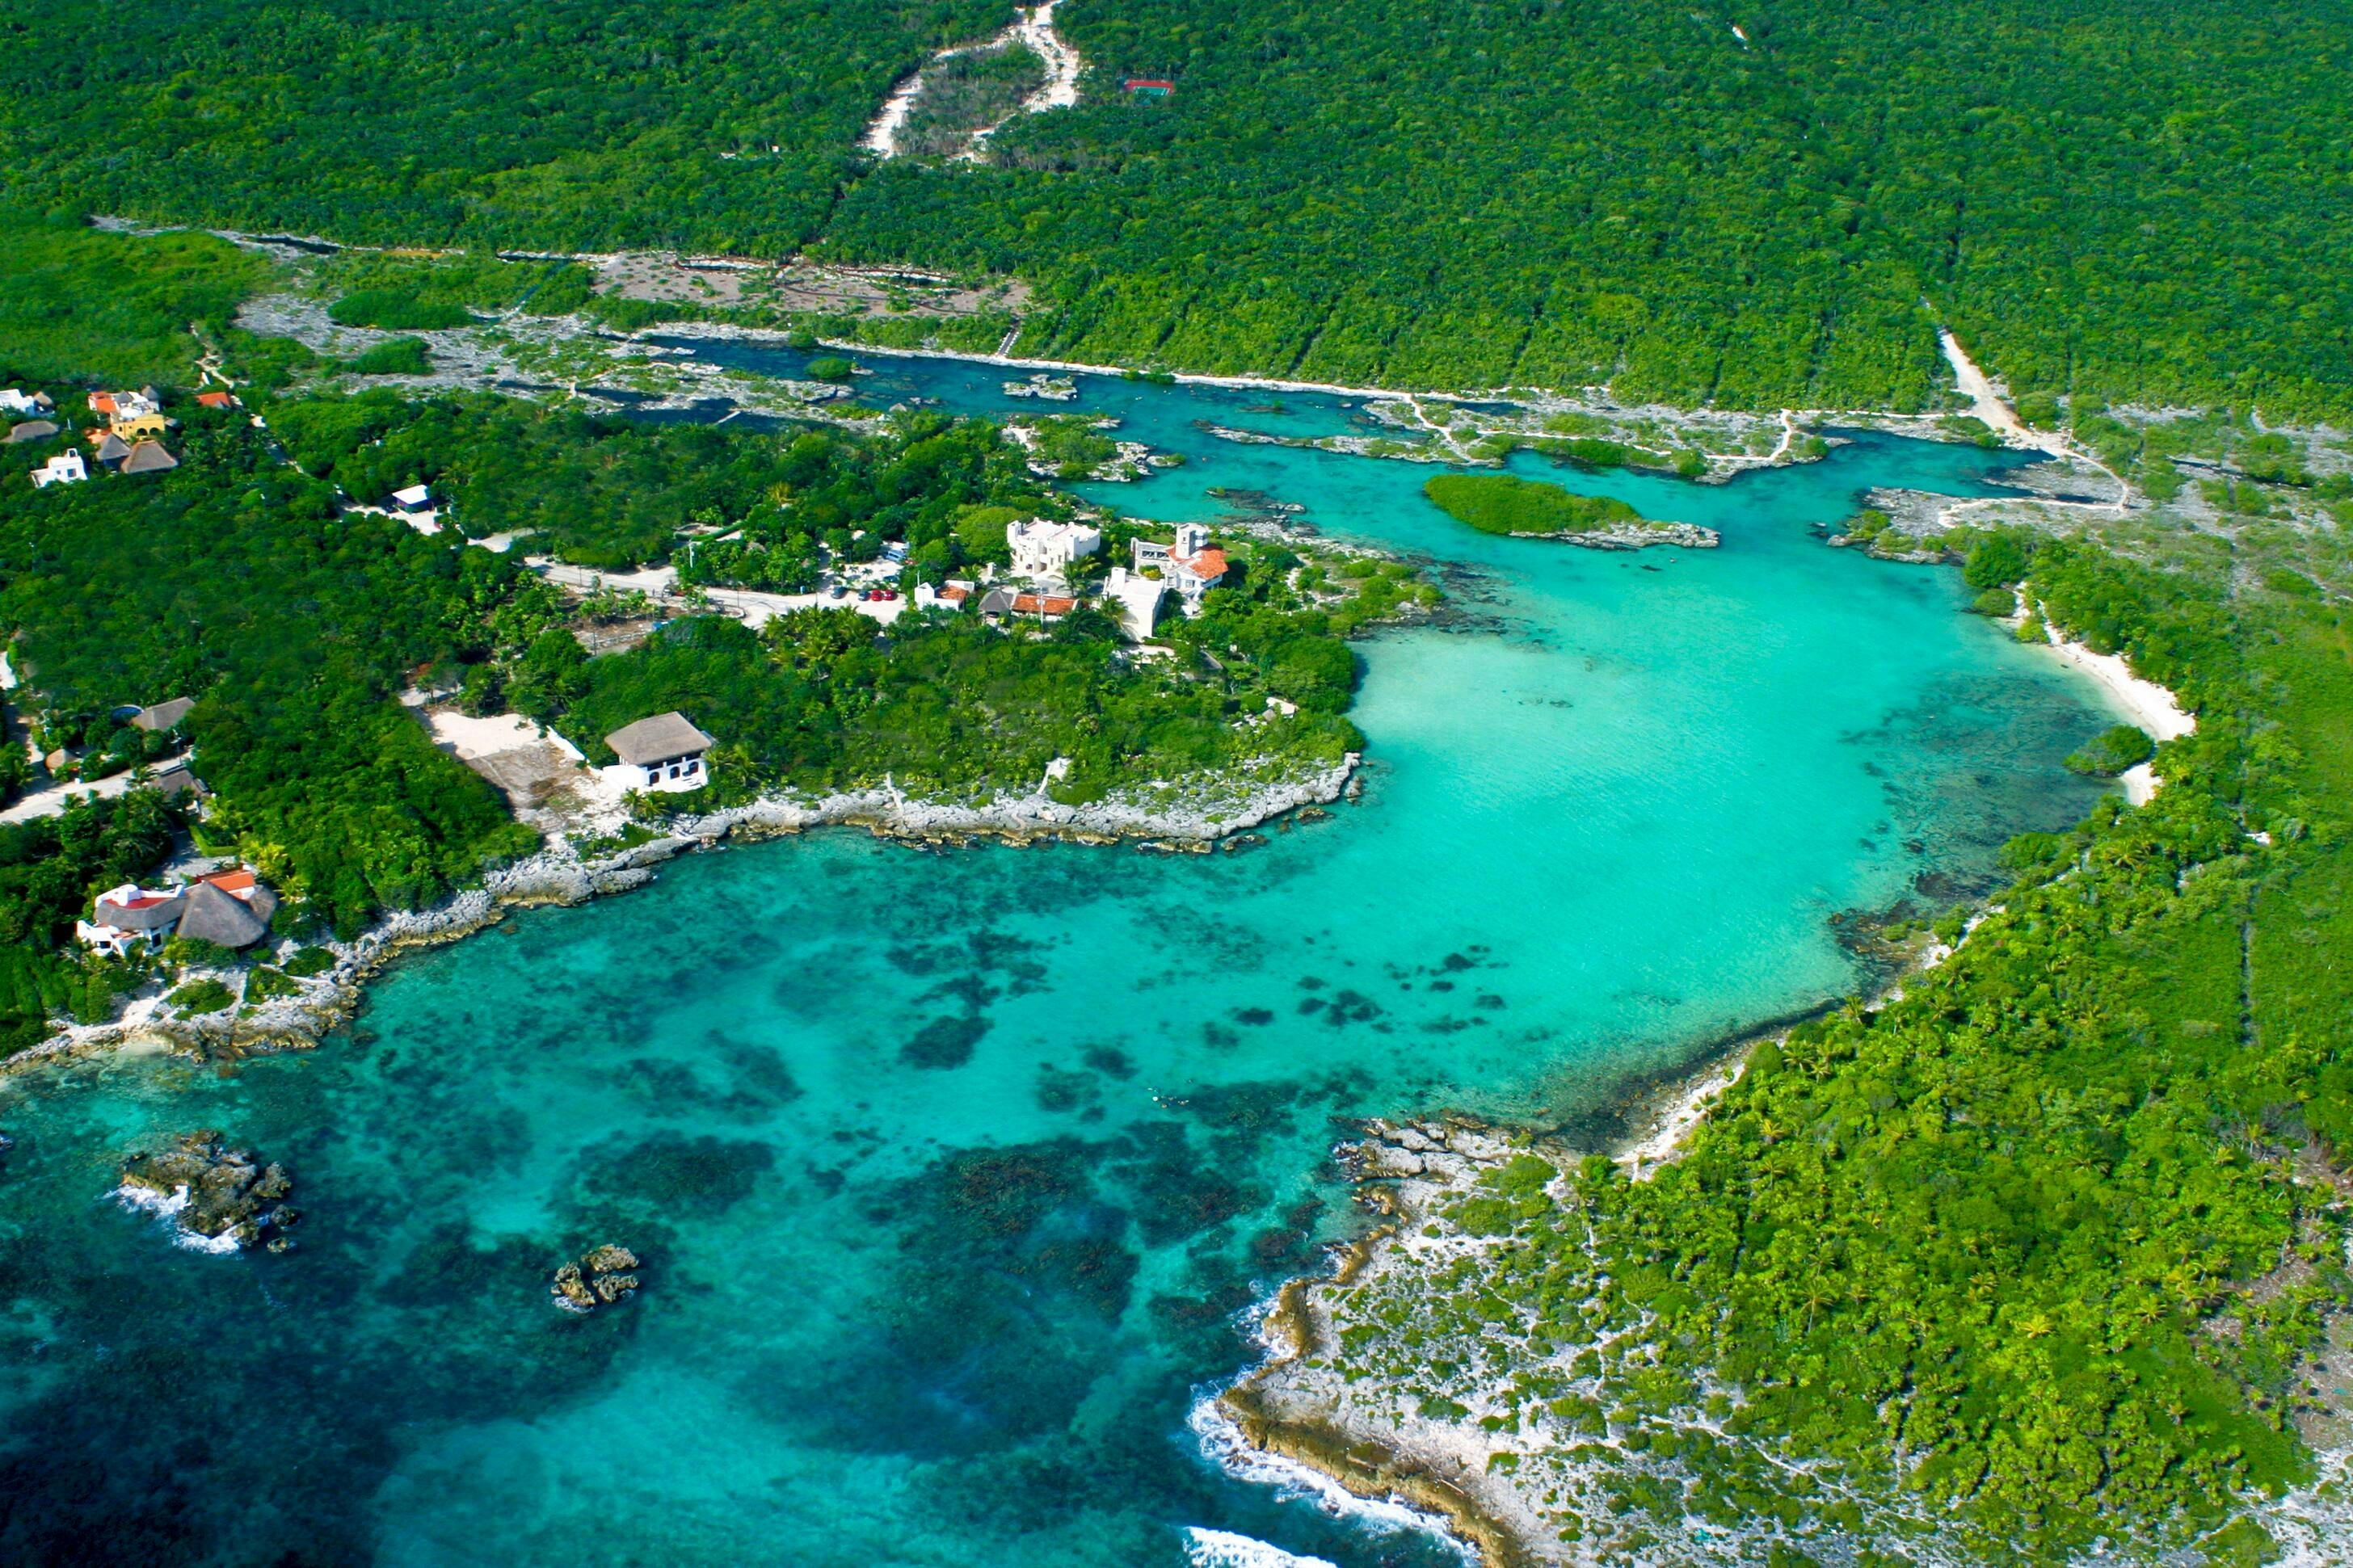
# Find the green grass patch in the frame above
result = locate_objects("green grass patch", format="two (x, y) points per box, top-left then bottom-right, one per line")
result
(342, 336), (431, 376)
(166, 977), (235, 1013)
(246, 965), (300, 1000)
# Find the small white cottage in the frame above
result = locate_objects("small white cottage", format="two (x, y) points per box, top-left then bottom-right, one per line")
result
(31, 448), (87, 489)
(604, 712), (713, 792)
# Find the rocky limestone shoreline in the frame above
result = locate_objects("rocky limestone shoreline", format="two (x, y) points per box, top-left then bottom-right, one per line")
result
(1219, 1116), (1564, 1567)
(14, 758), (1358, 1074)
(1212, 1032), (1774, 1566)
(1545, 520), (1719, 551)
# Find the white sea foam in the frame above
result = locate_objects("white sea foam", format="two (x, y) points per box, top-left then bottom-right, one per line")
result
(1182, 1525), (1338, 1568)
(1187, 1390), (1475, 1561)
(112, 1182), (245, 1255)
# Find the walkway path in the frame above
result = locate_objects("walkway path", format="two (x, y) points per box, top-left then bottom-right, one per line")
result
(1934, 326), (2131, 519)
(1938, 328), (2062, 455)
(535, 561), (907, 628)
(860, 2), (1084, 162)
(1, 770), (133, 825)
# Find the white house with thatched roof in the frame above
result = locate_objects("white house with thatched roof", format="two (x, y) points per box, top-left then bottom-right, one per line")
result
(77, 866), (276, 956)
(604, 712), (713, 792)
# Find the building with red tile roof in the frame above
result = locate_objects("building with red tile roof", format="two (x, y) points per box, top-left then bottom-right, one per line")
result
(1130, 522), (1228, 615)
(1010, 593), (1078, 619)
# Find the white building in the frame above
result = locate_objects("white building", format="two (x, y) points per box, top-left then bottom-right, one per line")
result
(1130, 522), (1229, 615)
(76, 868), (277, 956)
(604, 712), (713, 792)
(0, 389), (52, 416)
(31, 448), (87, 489)
(1008, 518), (1101, 582)
(387, 484), (443, 533)
(77, 883), (185, 957)
(1101, 566), (1164, 641)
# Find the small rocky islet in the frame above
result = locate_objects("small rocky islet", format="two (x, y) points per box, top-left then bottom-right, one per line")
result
(550, 1243), (642, 1313)
(119, 1130), (300, 1251)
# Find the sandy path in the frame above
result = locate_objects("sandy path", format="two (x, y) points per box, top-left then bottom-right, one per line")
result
(1014, 2), (1083, 111)
(535, 561), (907, 628)
(0, 771), (133, 825)
(1931, 327), (2132, 517)
(859, 74), (930, 157)
(863, 3), (1084, 162)
(1938, 328), (2055, 452)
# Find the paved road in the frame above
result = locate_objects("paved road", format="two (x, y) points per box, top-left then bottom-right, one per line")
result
(1, 769), (133, 824)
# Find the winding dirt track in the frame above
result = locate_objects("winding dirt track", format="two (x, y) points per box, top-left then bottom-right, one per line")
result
(859, 2), (1084, 162)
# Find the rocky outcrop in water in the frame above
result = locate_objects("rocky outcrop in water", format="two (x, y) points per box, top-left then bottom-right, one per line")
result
(120, 1131), (299, 1251)
(552, 1243), (642, 1313)
(1547, 519), (1720, 550)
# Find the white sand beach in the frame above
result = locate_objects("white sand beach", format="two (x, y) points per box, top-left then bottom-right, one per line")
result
(2041, 628), (2195, 742)
(2036, 624), (2194, 805)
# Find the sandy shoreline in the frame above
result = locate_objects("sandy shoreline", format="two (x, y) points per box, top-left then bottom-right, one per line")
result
(2027, 616), (2195, 807)
(2038, 625), (2195, 742)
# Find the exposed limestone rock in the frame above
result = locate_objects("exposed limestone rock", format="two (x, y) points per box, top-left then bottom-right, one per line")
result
(553, 1242), (644, 1314)
(119, 1131), (299, 1250)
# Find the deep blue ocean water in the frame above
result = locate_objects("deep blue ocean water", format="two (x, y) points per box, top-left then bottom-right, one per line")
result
(0, 356), (2130, 1566)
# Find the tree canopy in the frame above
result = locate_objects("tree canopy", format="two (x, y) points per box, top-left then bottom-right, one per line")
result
(2, 2), (2348, 414)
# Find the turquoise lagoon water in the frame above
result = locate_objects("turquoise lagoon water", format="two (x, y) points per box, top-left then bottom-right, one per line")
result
(0, 359), (2131, 1566)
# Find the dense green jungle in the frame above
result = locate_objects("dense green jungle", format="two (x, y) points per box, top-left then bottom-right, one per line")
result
(5, 0), (2350, 414)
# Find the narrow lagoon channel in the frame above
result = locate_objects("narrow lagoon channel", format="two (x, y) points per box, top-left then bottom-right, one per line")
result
(0, 355), (2135, 1567)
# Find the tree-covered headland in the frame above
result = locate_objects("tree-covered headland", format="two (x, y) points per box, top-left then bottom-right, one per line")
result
(0, 215), (1426, 1051)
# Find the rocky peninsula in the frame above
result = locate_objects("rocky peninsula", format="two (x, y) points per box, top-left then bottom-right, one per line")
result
(1542, 519), (1719, 551)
